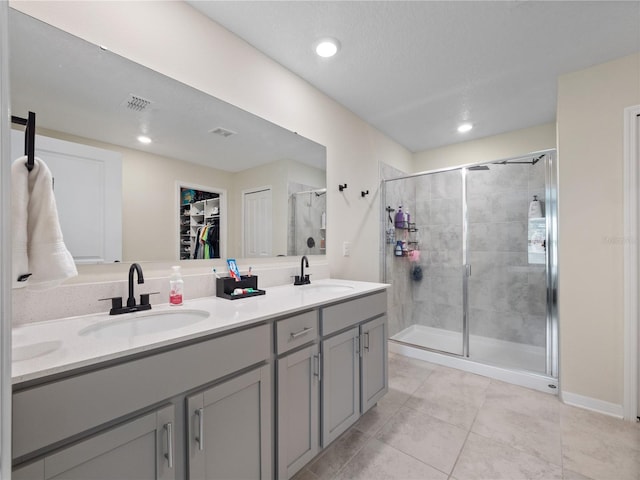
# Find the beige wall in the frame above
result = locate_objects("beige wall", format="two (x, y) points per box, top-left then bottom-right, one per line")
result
(557, 52), (640, 405)
(413, 123), (556, 172)
(11, 0), (413, 282)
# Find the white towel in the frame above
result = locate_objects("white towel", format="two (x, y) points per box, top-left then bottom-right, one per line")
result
(12, 156), (77, 290)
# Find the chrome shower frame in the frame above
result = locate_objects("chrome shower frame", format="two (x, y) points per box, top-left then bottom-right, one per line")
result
(381, 149), (559, 380)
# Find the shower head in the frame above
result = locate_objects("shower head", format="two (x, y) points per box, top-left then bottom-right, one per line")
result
(468, 165), (490, 171)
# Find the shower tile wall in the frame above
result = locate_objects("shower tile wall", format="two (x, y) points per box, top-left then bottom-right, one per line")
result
(467, 162), (546, 347)
(384, 174), (418, 337)
(384, 160), (547, 349)
(412, 171), (463, 334)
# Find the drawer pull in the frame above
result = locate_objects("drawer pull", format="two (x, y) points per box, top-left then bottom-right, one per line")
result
(195, 408), (204, 451)
(164, 422), (174, 468)
(290, 326), (314, 340)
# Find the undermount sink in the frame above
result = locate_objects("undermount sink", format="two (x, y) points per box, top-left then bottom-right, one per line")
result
(13, 340), (62, 362)
(79, 309), (210, 339)
(299, 284), (355, 294)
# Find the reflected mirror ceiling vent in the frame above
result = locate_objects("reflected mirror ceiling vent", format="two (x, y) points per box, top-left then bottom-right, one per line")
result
(122, 94), (153, 112)
(210, 127), (237, 138)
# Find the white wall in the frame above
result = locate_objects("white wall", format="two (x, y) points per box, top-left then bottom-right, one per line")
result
(10, 0), (413, 282)
(557, 53), (640, 406)
(413, 122), (556, 172)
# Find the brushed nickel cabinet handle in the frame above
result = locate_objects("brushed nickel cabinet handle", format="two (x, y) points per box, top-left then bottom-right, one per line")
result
(195, 408), (204, 451)
(164, 422), (174, 468)
(290, 326), (313, 339)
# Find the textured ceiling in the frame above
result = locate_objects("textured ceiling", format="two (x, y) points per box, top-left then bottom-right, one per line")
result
(188, 1), (640, 153)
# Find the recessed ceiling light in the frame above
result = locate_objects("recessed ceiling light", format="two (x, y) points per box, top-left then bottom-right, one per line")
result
(137, 135), (152, 144)
(457, 123), (473, 133)
(315, 38), (340, 58)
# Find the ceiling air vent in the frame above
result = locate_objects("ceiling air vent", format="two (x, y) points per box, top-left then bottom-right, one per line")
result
(122, 94), (152, 112)
(210, 127), (237, 138)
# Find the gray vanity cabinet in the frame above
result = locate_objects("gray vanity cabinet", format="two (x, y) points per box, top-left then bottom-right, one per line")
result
(360, 315), (388, 413)
(13, 405), (175, 480)
(320, 291), (388, 447)
(277, 343), (320, 479)
(186, 364), (272, 480)
(320, 326), (361, 446)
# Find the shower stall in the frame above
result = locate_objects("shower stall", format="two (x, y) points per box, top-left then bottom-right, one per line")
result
(382, 150), (558, 388)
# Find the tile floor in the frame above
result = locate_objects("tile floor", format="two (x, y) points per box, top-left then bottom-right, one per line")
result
(294, 352), (640, 480)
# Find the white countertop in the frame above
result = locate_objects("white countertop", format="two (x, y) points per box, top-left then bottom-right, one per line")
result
(12, 279), (388, 385)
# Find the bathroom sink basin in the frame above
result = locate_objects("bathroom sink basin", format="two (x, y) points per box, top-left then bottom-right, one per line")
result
(79, 309), (210, 339)
(299, 284), (355, 294)
(13, 340), (62, 362)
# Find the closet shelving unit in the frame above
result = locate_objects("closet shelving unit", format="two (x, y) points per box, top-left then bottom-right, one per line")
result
(180, 188), (221, 260)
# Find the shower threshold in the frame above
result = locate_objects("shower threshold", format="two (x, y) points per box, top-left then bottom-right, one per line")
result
(390, 325), (557, 394)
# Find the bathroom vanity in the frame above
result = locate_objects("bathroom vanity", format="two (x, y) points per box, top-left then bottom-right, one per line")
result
(11, 279), (388, 480)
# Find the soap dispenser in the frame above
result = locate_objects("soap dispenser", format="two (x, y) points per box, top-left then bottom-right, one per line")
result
(169, 266), (184, 306)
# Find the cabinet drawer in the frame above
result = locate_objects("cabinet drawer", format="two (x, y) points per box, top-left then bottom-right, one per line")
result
(13, 323), (270, 460)
(321, 291), (386, 337)
(276, 310), (318, 354)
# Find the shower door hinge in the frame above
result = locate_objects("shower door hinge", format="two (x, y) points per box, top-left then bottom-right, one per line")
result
(465, 264), (472, 277)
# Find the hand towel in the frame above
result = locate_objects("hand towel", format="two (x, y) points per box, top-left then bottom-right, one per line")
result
(12, 155), (77, 290)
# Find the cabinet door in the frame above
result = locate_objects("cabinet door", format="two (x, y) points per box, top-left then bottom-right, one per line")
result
(17, 405), (175, 480)
(361, 315), (388, 413)
(277, 344), (320, 479)
(13, 461), (44, 480)
(187, 365), (272, 480)
(321, 326), (360, 446)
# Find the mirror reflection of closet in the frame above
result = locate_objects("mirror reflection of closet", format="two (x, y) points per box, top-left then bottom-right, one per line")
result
(179, 185), (226, 260)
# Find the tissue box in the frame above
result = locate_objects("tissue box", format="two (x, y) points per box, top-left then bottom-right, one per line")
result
(216, 275), (265, 300)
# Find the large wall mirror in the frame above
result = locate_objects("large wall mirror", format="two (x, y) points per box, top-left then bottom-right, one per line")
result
(8, 9), (326, 264)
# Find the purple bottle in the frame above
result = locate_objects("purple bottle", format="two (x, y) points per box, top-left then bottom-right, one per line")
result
(394, 206), (405, 228)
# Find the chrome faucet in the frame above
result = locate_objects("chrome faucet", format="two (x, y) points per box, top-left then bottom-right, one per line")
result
(294, 256), (311, 285)
(127, 263), (145, 307)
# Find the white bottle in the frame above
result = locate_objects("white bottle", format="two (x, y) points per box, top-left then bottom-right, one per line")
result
(169, 266), (184, 306)
(528, 195), (543, 218)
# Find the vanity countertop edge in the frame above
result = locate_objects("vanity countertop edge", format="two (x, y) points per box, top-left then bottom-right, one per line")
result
(12, 279), (389, 385)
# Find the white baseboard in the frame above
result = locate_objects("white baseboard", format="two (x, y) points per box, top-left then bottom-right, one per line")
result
(561, 391), (624, 419)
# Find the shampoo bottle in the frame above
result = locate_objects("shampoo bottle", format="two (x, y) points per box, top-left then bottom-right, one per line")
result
(394, 206), (404, 228)
(169, 266), (184, 306)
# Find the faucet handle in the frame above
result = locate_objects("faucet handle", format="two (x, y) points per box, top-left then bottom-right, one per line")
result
(140, 292), (160, 306)
(99, 296), (123, 315)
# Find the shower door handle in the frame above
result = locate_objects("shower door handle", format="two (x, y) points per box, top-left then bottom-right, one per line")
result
(465, 264), (472, 277)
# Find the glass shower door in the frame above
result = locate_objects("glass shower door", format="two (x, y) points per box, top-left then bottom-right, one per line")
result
(465, 160), (548, 373)
(385, 169), (464, 356)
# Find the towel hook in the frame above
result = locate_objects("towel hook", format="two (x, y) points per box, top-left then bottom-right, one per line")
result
(11, 111), (36, 171)
(338, 183), (347, 192)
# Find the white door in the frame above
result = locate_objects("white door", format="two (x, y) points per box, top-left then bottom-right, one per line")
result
(243, 188), (272, 257)
(11, 131), (122, 264)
